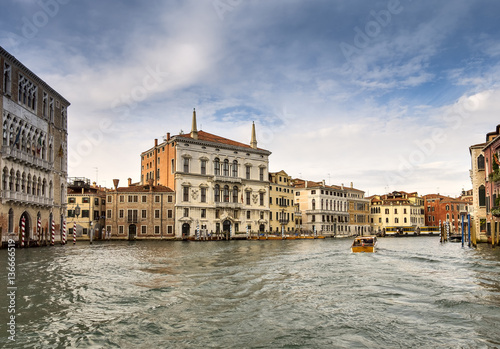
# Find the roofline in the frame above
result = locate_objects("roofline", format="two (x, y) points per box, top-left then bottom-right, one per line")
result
(1, 46), (70, 106)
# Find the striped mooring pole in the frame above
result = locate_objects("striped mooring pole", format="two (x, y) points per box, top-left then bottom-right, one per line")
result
(51, 219), (55, 246)
(21, 216), (26, 248)
(62, 220), (67, 245)
(73, 222), (76, 245)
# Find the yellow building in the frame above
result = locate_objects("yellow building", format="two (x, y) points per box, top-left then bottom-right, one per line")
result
(67, 178), (106, 240)
(345, 183), (370, 236)
(269, 170), (296, 235)
(369, 191), (425, 235)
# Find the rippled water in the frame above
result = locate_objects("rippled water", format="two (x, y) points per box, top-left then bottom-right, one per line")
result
(2, 237), (500, 348)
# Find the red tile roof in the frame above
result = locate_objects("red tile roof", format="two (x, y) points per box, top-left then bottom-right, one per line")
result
(176, 131), (267, 151)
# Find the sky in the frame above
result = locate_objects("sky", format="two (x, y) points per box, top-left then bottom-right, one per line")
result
(1, 0), (499, 197)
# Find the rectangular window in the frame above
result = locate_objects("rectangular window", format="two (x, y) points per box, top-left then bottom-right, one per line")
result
(119, 195), (124, 202)
(141, 226), (147, 234)
(119, 226), (124, 234)
(154, 226), (160, 234)
(142, 210), (147, 219)
(171, 159), (175, 173)
(201, 160), (207, 175)
(142, 195), (147, 203)
(183, 158), (189, 173)
(94, 198), (99, 206)
(68, 197), (76, 203)
(259, 192), (264, 206)
(106, 210), (111, 219)
(183, 186), (189, 201)
(246, 191), (251, 205)
(82, 210), (90, 218)
(246, 165), (251, 179)
(167, 210), (173, 218)
(155, 195), (160, 203)
(168, 195), (173, 203)
(119, 209), (124, 218)
(82, 197), (90, 203)
(94, 211), (100, 220)
(184, 208), (189, 217)
(67, 210), (75, 217)
(167, 225), (173, 234)
(259, 167), (264, 181)
(201, 209), (206, 218)
(247, 210), (251, 219)
(201, 187), (206, 203)
(155, 209), (160, 219)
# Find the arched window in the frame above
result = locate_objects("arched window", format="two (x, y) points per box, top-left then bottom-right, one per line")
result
(2, 167), (8, 190)
(312, 199), (316, 210)
(479, 185), (486, 207)
(15, 171), (20, 192)
(214, 158), (220, 176)
(21, 172), (26, 193)
(8, 208), (14, 233)
(32, 175), (37, 195)
(214, 184), (220, 202)
(232, 186), (238, 203)
(232, 160), (238, 177)
(477, 154), (485, 170)
(223, 185), (230, 202)
(223, 159), (229, 176)
(27, 174), (31, 194)
(42, 179), (47, 196)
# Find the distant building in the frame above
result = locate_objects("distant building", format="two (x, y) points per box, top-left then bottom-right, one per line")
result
(105, 178), (175, 239)
(482, 124), (500, 245)
(369, 191), (425, 235)
(140, 109), (271, 238)
(345, 183), (370, 236)
(422, 194), (469, 233)
(67, 177), (106, 239)
(1, 46), (70, 246)
(269, 170), (296, 234)
(292, 179), (349, 237)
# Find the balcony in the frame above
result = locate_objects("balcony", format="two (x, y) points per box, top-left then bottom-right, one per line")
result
(2, 147), (53, 171)
(127, 217), (138, 223)
(213, 175), (242, 184)
(1, 190), (53, 206)
(491, 206), (500, 217)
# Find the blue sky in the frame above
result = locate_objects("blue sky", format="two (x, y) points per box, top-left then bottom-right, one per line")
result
(1, 0), (499, 196)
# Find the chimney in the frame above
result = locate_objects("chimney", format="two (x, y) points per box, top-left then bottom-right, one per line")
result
(350, 182), (353, 188)
(92, 181), (97, 188)
(148, 179), (154, 191)
(128, 178), (132, 186)
(305, 180), (308, 188)
(155, 138), (158, 147)
(341, 183), (344, 190)
(190, 108), (198, 140)
(167, 132), (170, 141)
(250, 121), (257, 149)
(322, 179), (325, 186)
(113, 179), (119, 189)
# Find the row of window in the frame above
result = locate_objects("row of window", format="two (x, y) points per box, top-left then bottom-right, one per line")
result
(182, 208), (267, 221)
(270, 197), (293, 207)
(109, 225), (174, 235)
(180, 157), (266, 181)
(68, 197), (105, 205)
(106, 209), (174, 220)
(271, 186), (293, 194)
(311, 199), (347, 212)
(2, 167), (53, 197)
(370, 217), (424, 224)
(106, 194), (174, 203)
(370, 207), (423, 215)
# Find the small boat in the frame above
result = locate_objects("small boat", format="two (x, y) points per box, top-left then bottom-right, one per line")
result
(351, 236), (377, 253)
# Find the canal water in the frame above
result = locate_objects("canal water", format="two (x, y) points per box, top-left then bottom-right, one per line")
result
(1, 237), (500, 348)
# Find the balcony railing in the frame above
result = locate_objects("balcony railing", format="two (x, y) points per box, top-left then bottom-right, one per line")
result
(1, 190), (53, 206)
(2, 147), (53, 171)
(213, 176), (242, 184)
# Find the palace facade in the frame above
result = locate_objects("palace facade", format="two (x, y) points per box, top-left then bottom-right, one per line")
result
(140, 109), (271, 239)
(1, 46), (69, 246)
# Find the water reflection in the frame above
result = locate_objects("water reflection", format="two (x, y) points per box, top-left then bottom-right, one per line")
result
(1, 238), (500, 348)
